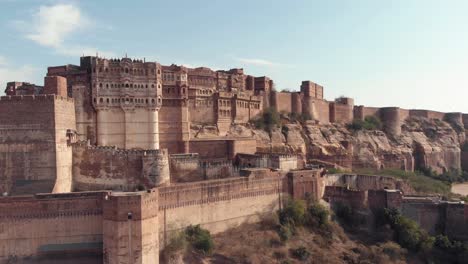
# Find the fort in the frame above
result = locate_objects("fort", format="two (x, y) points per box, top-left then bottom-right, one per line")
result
(1, 55), (468, 263)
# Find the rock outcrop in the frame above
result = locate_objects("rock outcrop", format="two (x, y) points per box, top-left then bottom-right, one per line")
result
(224, 117), (465, 174)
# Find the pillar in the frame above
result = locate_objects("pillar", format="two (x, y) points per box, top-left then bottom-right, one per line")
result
(96, 108), (109, 146)
(124, 109), (133, 149)
(148, 108), (159, 150)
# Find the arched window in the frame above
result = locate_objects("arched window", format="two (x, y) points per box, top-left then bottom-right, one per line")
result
(151, 84), (155, 88)
(93, 98), (96, 103)
(146, 99), (149, 104)
(152, 99), (155, 104)
(99, 98), (103, 103)
(99, 83), (103, 88)
(106, 98), (109, 103)
(125, 68), (128, 73)
(146, 84), (148, 88)
(125, 84), (129, 88)
(106, 84), (109, 88)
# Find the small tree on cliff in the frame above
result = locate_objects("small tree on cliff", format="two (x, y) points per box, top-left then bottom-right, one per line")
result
(252, 107), (280, 132)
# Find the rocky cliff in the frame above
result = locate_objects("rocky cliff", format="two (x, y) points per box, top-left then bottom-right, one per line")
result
(198, 116), (465, 174)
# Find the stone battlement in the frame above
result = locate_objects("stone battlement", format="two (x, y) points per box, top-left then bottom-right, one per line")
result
(0, 94), (74, 103)
(72, 140), (167, 156)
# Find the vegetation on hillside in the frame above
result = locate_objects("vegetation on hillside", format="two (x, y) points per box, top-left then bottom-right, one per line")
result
(161, 224), (214, 262)
(354, 168), (451, 195)
(251, 107), (280, 132)
(347, 116), (382, 131)
(287, 112), (312, 123)
(373, 208), (468, 263)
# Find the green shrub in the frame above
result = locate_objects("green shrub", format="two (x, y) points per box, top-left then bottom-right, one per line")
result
(277, 223), (293, 242)
(288, 112), (312, 123)
(185, 225), (214, 255)
(327, 167), (345, 174)
(251, 107), (280, 132)
(291, 246), (311, 261)
(347, 116), (382, 131)
(281, 125), (289, 136)
(378, 208), (434, 252)
(333, 202), (365, 228)
(279, 199), (307, 226)
(354, 168), (451, 195)
(306, 202), (329, 228)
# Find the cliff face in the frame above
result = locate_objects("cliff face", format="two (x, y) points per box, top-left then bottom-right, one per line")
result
(221, 117), (464, 174)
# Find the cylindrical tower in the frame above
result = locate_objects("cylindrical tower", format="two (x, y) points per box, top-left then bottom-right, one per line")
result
(142, 149), (170, 186)
(380, 107), (401, 136)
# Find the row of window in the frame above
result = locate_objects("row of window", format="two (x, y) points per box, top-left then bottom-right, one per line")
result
(162, 73), (187, 82)
(189, 77), (214, 84)
(93, 97), (160, 105)
(237, 101), (260, 109)
(219, 99), (231, 107)
(165, 87), (186, 95)
(194, 100), (213, 107)
(98, 83), (160, 89)
(219, 110), (231, 117)
(94, 67), (159, 76)
(197, 89), (212, 95)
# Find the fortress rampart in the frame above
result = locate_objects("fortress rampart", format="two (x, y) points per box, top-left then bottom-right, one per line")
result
(0, 170), (324, 263)
(72, 142), (169, 191)
(0, 94), (76, 196)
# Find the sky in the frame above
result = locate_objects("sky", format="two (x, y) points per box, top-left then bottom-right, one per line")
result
(0, 0), (468, 112)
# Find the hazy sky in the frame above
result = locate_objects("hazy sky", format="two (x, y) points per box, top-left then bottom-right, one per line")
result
(1, 0), (467, 112)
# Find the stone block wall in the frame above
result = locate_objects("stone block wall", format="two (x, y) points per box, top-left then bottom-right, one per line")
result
(323, 186), (367, 209)
(329, 102), (353, 124)
(157, 176), (285, 247)
(0, 95), (75, 195)
(103, 190), (159, 264)
(72, 142), (169, 191)
(43, 76), (68, 97)
(169, 154), (201, 183)
(271, 91), (293, 113)
(0, 192), (107, 262)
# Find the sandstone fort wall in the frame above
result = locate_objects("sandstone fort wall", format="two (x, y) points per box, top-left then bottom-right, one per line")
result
(0, 192), (106, 262)
(157, 176), (285, 248)
(271, 91), (293, 113)
(72, 142), (169, 191)
(0, 95), (75, 195)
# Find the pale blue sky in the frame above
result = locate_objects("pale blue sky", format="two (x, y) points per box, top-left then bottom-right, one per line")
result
(1, 0), (467, 112)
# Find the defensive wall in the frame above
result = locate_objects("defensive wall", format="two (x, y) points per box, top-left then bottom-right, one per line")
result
(354, 106), (468, 137)
(323, 173), (415, 197)
(236, 153), (299, 171)
(188, 137), (256, 160)
(324, 184), (468, 241)
(0, 190), (159, 264)
(0, 170), (323, 263)
(0, 94), (76, 196)
(72, 142), (170, 192)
